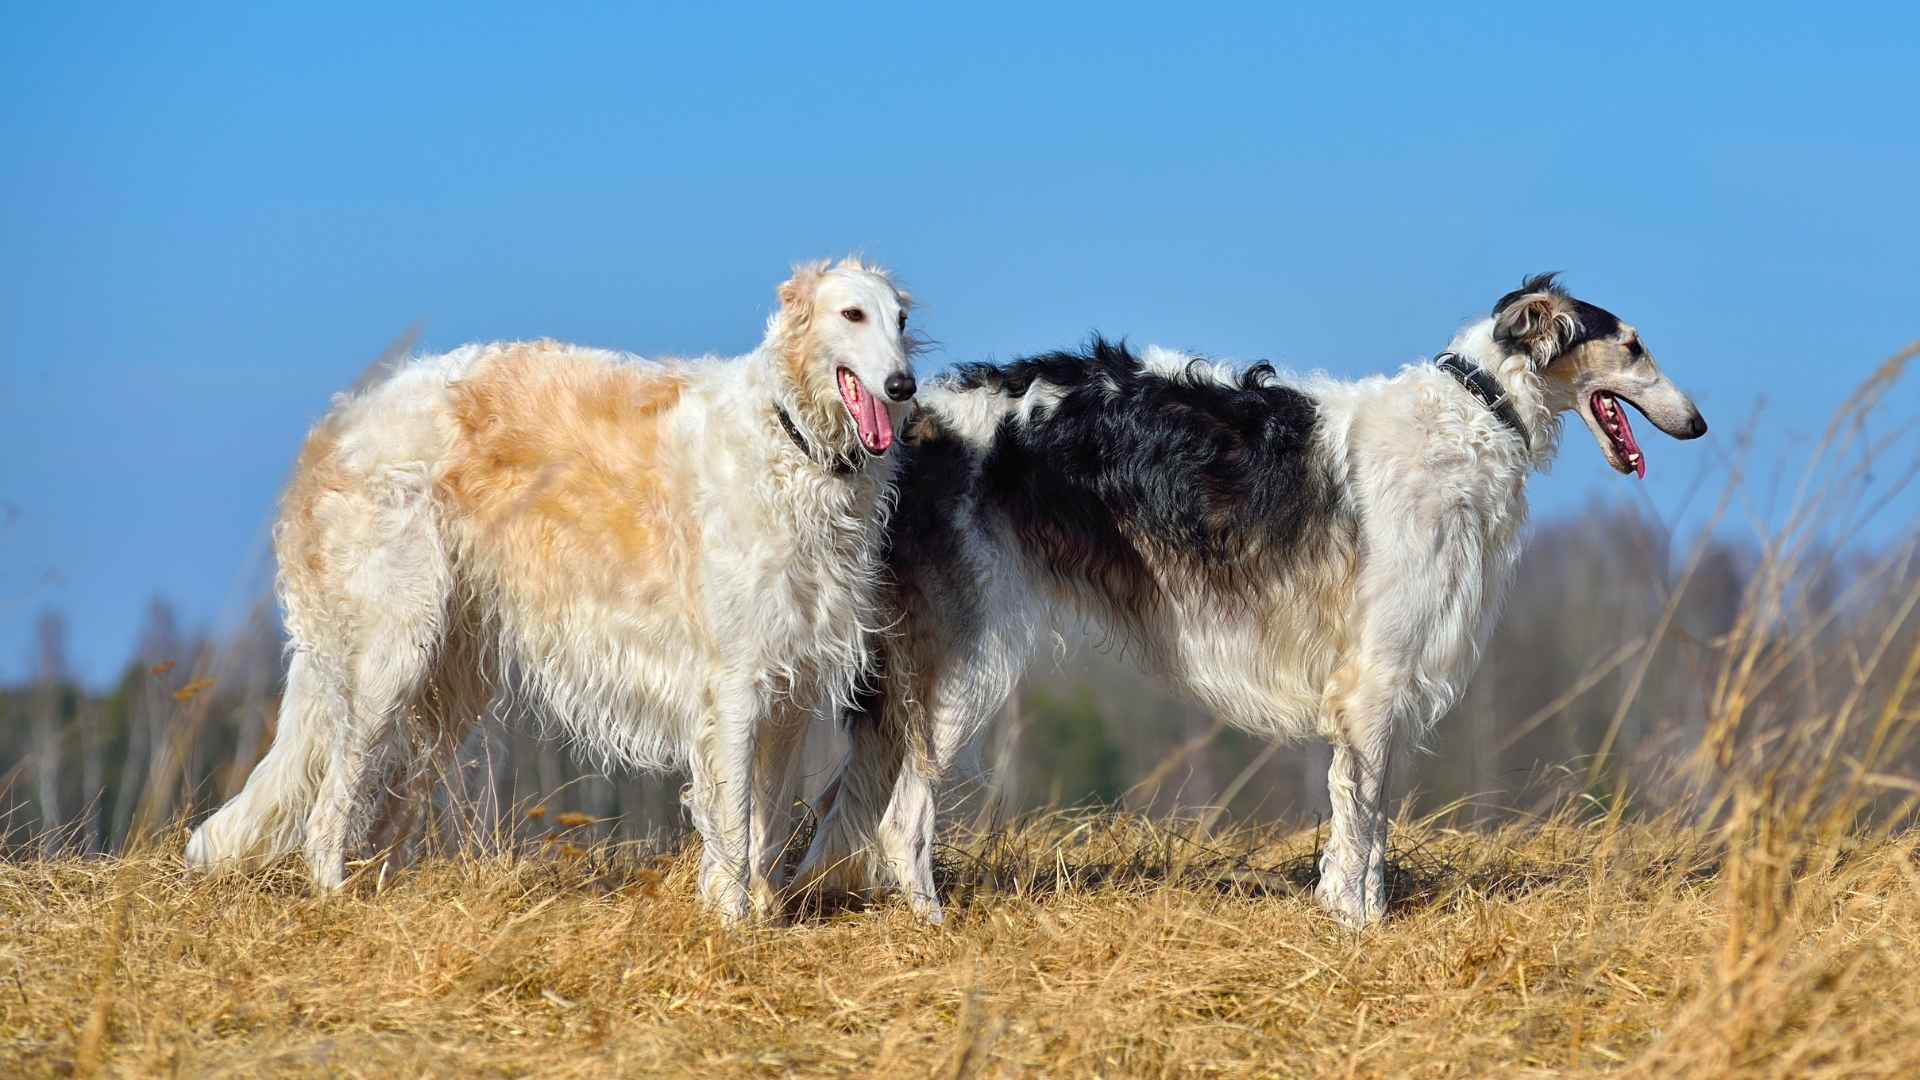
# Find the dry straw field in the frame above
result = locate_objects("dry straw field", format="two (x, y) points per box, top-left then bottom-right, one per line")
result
(4, 811), (1920, 1078)
(3, 347), (1916, 1078)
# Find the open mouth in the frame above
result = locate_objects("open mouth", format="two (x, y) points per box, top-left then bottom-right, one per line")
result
(1591, 391), (1646, 479)
(837, 367), (892, 456)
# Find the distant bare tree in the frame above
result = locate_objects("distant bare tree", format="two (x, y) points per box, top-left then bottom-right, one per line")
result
(215, 599), (282, 802)
(109, 596), (187, 848)
(31, 610), (69, 851)
(76, 697), (104, 851)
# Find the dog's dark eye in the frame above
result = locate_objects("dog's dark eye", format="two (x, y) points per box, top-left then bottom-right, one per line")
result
(841, 308), (865, 323)
(1626, 338), (1645, 358)
(897, 312), (908, 332)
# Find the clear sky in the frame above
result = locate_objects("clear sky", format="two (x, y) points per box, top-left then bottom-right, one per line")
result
(4, 4), (1917, 685)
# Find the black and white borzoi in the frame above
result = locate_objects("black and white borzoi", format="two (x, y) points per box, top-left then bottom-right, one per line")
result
(795, 274), (1708, 927)
(186, 258), (918, 923)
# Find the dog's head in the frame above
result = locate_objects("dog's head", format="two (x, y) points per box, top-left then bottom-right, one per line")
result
(772, 257), (918, 459)
(1492, 273), (1707, 478)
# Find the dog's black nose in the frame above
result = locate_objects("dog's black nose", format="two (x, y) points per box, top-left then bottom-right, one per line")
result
(885, 371), (917, 402)
(1687, 412), (1708, 439)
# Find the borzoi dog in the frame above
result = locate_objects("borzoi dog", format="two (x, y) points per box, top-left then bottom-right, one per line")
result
(186, 257), (919, 922)
(795, 273), (1707, 927)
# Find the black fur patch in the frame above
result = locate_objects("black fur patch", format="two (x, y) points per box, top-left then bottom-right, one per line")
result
(921, 337), (1342, 613)
(1568, 299), (1622, 343)
(888, 407), (982, 605)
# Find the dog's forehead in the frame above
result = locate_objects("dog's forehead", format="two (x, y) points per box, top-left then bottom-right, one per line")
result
(815, 269), (900, 311)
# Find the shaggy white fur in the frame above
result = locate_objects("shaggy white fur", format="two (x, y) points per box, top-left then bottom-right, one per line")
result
(185, 258), (918, 922)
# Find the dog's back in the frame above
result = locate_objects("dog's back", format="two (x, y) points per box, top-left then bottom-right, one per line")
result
(884, 338), (1361, 744)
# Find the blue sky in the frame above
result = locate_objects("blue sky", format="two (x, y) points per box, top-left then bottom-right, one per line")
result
(4, 4), (1916, 685)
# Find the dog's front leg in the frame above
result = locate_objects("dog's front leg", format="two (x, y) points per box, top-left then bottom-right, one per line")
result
(1316, 710), (1394, 929)
(747, 696), (811, 921)
(687, 680), (758, 924)
(874, 752), (944, 923)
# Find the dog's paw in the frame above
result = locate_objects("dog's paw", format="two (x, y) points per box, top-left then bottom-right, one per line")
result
(1314, 879), (1385, 930)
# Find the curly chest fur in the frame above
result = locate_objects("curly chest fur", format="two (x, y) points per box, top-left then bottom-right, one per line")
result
(698, 466), (896, 697)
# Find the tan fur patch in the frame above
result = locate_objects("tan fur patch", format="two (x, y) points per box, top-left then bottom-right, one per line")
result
(771, 264), (850, 454)
(438, 342), (694, 605)
(278, 419), (347, 581)
(1545, 324), (1635, 387)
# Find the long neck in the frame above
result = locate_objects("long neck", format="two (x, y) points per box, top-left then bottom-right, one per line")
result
(1443, 318), (1565, 470)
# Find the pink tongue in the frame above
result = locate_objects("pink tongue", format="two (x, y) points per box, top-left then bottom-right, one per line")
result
(853, 384), (891, 454)
(1613, 402), (1645, 479)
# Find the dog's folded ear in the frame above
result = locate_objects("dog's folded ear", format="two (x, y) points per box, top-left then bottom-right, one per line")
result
(1492, 272), (1581, 366)
(775, 267), (814, 309)
(777, 263), (824, 312)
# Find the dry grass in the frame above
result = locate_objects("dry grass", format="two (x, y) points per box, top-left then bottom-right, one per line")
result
(2, 808), (1918, 1078)
(3, 344), (1910, 1078)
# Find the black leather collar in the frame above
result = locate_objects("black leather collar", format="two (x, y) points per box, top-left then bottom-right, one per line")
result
(775, 404), (860, 476)
(1435, 352), (1530, 446)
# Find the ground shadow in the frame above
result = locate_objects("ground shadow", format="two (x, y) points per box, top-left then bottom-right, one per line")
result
(780, 811), (1615, 923)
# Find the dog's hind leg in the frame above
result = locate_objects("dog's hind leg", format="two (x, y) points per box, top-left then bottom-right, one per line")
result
(301, 610), (443, 891)
(300, 503), (452, 891)
(186, 650), (339, 872)
(365, 635), (495, 871)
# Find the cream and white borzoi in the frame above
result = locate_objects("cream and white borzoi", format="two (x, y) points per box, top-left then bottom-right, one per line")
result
(795, 274), (1708, 927)
(186, 258), (919, 922)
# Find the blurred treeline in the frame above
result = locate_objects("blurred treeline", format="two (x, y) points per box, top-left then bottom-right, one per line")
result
(2, 502), (1913, 854)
